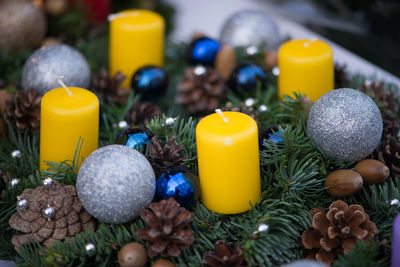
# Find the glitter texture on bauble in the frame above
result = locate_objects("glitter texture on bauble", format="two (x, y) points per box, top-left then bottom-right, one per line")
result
(76, 145), (155, 224)
(307, 88), (382, 162)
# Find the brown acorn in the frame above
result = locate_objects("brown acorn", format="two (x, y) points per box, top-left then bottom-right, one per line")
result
(324, 170), (363, 197)
(354, 159), (390, 185)
(118, 242), (147, 267)
(215, 44), (237, 79)
(152, 259), (175, 267)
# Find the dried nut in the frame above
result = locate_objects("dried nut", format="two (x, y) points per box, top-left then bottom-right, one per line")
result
(355, 159), (390, 185)
(324, 170), (363, 197)
(264, 51), (278, 69)
(215, 44), (237, 79)
(152, 259), (175, 267)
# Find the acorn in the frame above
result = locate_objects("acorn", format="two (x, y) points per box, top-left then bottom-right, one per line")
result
(324, 169), (363, 197)
(215, 44), (237, 79)
(355, 159), (390, 185)
(118, 242), (147, 267)
(152, 259), (175, 267)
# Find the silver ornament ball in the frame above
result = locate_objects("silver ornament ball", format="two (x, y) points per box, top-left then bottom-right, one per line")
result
(220, 10), (280, 51)
(85, 243), (96, 252)
(10, 178), (19, 189)
(17, 198), (28, 210)
(76, 145), (156, 224)
(22, 44), (91, 94)
(42, 206), (55, 220)
(11, 150), (22, 158)
(307, 88), (382, 162)
(282, 259), (327, 267)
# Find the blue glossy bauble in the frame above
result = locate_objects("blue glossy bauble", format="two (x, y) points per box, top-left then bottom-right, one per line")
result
(260, 126), (283, 148)
(115, 126), (153, 152)
(155, 167), (200, 209)
(188, 37), (221, 66)
(131, 66), (168, 101)
(229, 64), (268, 96)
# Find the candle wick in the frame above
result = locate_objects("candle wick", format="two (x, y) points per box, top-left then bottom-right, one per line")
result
(56, 76), (72, 97)
(303, 37), (318, 47)
(215, 109), (229, 123)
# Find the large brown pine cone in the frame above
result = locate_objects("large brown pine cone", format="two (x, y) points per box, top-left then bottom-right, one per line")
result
(147, 136), (186, 177)
(359, 81), (398, 112)
(4, 89), (41, 133)
(91, 68), (130, 104)
(301, 200), (378, 266)
(9, 181), (96, 249)
(203, 240), (246, 267)
(176, 66), (225, 114)
(135, 198), (195, 257)
(127, 101), (162, 126)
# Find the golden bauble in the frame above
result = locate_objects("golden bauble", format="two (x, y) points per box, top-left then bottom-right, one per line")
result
(0, 0), (47, 52)
(118, 242), (147, 267)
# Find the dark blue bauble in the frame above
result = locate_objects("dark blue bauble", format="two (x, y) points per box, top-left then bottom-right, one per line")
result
(131, 66), (168, 101)
(229, 64), (268, 96)
(115, 126), (153, 152)
(260, 126), (283, 148)
(155, 167), (200, 209)
(188, 37), (221, 66)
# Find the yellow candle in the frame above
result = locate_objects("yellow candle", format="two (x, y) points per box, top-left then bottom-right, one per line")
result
(278, 39), (333, 102)
(196, 111), (261, 214)
(109, 9), (164, 88)
(40, 87), (99, 171)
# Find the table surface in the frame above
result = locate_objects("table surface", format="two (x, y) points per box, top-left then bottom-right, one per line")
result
(165, 0), (400, 87)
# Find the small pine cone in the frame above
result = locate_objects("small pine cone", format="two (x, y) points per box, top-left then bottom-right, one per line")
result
(135, 198), (195, 257)
(373, 136), (400, 178)
(381, 110), (399, 140)
(91, 68), (130, 104)
(128, 101), (162, 126)
(334, 63), (350, 89)
(359, 81), (398, 112)
(203, 240), (247, 267)
(147, 136), (186, 177)
(223, 101), (258, 121)
(9, 181), (96, 250)
(301, 200), (378, 266)
(5, 89), (41, 133)
(176, 66), (225, 114)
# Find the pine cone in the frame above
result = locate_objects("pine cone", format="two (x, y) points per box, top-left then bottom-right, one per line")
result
(176, 66), (225, 114)
(223, 101), (259, 121)
(359, 81), (398, 112)
(5, 89), (41, 133)
(135, 198), (195, 257)
(334, 63), (350, 89)
(128, 101), (162, 126)
(373, 136), (400, 178)
(9, 181), (96, 250)
(203, 240), (247, 267)
(147, 136), (186, 177)
(91, 68), (130, 104)
(380, 110), (399, 140)
(301, 200), (378, 266)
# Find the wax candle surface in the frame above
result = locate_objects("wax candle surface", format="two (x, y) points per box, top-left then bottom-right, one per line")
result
(109, 9), (164, 87)
(40, 87), (99, 170)
(278, 39), (333, 102)
(196, 111), (261, 214)
(391, 214), (400, 267)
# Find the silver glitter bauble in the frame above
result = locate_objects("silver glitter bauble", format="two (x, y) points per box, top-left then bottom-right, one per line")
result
(43, 177), (54, 188)
(282, 259), (327, 267)
(307, 89), (382, 162)
(220, 10), (280, 51)
(76, 145), (156, 224)
(10, 178), (19, 189)
(42, 205), (55, 220)
(22, 44), (91, 94)
(17, 198), (28, 210)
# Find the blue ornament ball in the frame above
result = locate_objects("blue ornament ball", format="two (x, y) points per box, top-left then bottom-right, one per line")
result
(188, 37), (221, 66)
(155, 167), (200, 209)
(228, 63), (268, 96)
(131, 66), (168, 101)
(115, 126), (153, 152)
(261, 126), (283, 144)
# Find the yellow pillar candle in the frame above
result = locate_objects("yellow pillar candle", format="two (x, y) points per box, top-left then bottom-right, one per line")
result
(196, 111), (261, 214)
(109, 9), (164, 88)
(278, 39), (333, 102)
(40, 87), (99, 171)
